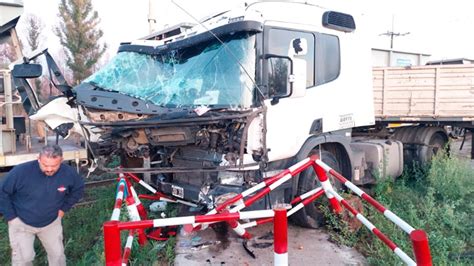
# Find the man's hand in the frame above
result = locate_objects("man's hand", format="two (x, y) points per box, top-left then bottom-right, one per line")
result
(58, 210), (65, 218)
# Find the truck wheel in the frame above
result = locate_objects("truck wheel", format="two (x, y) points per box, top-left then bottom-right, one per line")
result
(392, 126), (448, 165)
(429, 133), (447, 156)
(292, 150), (342, 228)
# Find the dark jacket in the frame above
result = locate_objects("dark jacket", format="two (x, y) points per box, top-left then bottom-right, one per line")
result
(0, 160), (84, 227)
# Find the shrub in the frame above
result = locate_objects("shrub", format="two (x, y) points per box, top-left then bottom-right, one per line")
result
(325, 153), (473, 265)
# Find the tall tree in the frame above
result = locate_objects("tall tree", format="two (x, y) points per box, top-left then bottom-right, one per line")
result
(0, 44), (16, 68)
(54, 0), (107, 85)
(25, 14), (44, 52)
(24, 14), (44, 100)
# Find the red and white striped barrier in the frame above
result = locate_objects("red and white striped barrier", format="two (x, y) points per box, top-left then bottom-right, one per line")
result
(127, 182), (148, 220)
(104, 155), (432, 266)
(274, 206), (289, 266)
(123, 179), (147, 246)
(287, 187), (324, 216)
(121, 230), (134, 266)
(104, 210), (276, 265)
(104, 221), (122, 266)
(315, 159), (415, 234)
(111, 178), (127, 221)
(226, 217), (252, 239)
(410, 230), (433, 266)
(241, 187), (324, 229)
(125, 172), (197, 207)
(315, 159), (432, 266)
(192, 157), (316, 232)
(313, 163), (342, 213)
(190, 169), (292, 231)
(329, 188), (416, 265)
(231, 157), (314, 213)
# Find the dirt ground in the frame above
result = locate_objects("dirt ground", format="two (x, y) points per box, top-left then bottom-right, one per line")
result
(174, 222), (366, 266)
(450, 132), (473, 167)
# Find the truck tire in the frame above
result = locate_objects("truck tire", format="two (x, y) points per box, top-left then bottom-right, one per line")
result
(291, 150), (342, 228)
(392, 126), (448, 165)
(430, 132), (447, 155)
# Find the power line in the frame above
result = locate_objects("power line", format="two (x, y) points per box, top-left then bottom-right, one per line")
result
(380, 31), (410, 49)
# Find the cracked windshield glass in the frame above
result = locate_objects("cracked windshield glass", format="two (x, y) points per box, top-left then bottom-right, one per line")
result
(83, 33), (256, 108)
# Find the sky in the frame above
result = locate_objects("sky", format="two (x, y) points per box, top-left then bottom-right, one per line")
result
(12, 0), (474, 61)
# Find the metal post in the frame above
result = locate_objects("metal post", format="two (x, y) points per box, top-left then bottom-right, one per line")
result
(410, 230), (432, 266)
(103, 221), (122, 266)
(470, 130), (473, 160)
(273, 206), (288, 266)
(143, 156), (151, 183)
(3, 71), (14, 130)
(314, 162), (342, 213)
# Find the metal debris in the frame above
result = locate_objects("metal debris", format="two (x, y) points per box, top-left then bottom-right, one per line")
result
(242, 240), (256, 259)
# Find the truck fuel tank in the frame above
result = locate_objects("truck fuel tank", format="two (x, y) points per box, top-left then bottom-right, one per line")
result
(350, 139), (404, 183)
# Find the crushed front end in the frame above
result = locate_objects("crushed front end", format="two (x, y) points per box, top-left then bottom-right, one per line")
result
(72, 22), (267, 206)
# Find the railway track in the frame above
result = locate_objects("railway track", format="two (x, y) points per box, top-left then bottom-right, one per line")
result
(84, 178), (117, 189)
(72, 178), (120, 208)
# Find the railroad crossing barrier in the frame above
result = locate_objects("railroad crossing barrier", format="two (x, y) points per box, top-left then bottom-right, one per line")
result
(103, 155), (432, 266)
(314, 159), (432, 266)
(273, 206), (289, 266)
(110, 177), (126, 221)
(104, 210), (275, 265)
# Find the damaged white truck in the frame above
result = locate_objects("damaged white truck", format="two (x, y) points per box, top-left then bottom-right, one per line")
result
(11, 1), (473, 227)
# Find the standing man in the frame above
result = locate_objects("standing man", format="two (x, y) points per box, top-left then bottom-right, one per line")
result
(0, 144), (84, 266)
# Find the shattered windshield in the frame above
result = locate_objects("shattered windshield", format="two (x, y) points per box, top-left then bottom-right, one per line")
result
(84, 32), (256, 108)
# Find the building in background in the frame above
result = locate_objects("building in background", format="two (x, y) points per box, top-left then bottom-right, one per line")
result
(372, 48), (430, 67)
(426, 58), (474, 65)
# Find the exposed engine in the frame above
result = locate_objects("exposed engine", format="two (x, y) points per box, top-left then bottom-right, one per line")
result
(78, 105), (265, 205)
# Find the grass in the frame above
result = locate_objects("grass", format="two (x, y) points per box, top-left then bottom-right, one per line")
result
(0, 182), (178, 265)
(0, 184), (115, 265)
(2, 152), (471, 265)
(323, 152), (474, 265)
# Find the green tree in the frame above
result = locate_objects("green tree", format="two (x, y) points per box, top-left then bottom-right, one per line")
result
(54, 0), (107, 85)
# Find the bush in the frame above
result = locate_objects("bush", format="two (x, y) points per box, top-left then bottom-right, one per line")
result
(325, 153), (473, 265)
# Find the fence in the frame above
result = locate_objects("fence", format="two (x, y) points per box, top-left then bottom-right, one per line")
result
(103, 155), (432, 266)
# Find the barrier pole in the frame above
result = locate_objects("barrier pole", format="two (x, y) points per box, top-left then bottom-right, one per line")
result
(103, 221), (122, 266)
(128, 185), (148, 220)
(241, 188), (325, 229)
(124, 180), (148, 246)
(111, 180), (127, 221)
(230, 157), (315, 213)
(410, 230), (432, 266)
(328, 189), (416, 265)
(313, 162), (342, 213)
(226, 218), (252, 239)
(117, 210), (274, 230)
(315, 159), (416, 234)
(122, 230), (135, 266)
(192, 156), (316, 232)
(273, 206), (288, 266)
(125, 172), (197, 207)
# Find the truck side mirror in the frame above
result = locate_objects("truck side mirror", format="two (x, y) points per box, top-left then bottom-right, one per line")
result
(12, 63), (42, 79)
(266, 55), (292, 103)
(288, 38), (307, 98)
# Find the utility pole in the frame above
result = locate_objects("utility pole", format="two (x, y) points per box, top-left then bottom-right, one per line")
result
(380, 15), (410, 49)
